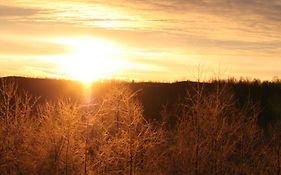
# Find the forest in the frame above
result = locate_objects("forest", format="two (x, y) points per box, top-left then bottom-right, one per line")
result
(1, 77), (281, 175)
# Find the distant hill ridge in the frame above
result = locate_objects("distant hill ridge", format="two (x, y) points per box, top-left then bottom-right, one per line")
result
(1, 76), (281, 127)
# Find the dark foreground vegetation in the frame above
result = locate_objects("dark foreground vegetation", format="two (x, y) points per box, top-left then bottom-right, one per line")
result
(1, 77), (281, 174)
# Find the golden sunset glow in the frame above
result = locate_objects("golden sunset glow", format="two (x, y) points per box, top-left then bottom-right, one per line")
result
(1, 0), (281, 81)
(2, 1), (281, 174)
(54, 37), (125, 82)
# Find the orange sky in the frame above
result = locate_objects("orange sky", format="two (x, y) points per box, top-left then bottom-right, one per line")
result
(1, 0), (281, 82)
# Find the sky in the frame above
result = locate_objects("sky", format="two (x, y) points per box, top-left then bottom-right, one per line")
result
(1, 0), (281, 82)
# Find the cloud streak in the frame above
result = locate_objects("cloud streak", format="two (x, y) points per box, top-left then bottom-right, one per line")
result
(0, 5), (39, 16)
(1, 0), (281, 80)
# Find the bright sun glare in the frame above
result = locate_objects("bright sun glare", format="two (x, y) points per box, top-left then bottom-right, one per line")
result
(57, 37), (124, 83)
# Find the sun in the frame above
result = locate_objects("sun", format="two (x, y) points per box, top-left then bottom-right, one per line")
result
(57, 37), (124, 82)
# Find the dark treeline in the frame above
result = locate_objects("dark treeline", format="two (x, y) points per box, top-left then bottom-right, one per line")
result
(3, 76), (281, 127)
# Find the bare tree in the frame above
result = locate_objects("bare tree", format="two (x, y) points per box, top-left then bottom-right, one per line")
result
(0, 79), (275, 175)
(90, 86), (166, 175)
(168, 82), (267, 175)
(0, 79), (39, 174)
(36, 99), (85, 175)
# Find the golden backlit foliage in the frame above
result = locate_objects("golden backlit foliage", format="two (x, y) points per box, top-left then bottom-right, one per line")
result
(1, 79), (281, 174)
(164, 83), (268, 175)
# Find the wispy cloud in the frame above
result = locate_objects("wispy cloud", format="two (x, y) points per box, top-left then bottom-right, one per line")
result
(1, 0), (281, 80)
(0, 58), (62, 78)
(0, 5), (39, 16)
(0, 38), (69, 55)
